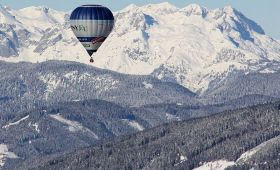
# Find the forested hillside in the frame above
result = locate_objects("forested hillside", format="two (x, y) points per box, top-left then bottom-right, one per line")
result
(31, 102), (280, 170)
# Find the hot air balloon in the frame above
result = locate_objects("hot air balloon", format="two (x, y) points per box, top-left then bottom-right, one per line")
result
(70, 5), (114, 63)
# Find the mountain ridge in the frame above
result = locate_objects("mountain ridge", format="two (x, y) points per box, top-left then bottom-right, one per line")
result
(0, 3), (279, 93)
(0, 60), (198, 117)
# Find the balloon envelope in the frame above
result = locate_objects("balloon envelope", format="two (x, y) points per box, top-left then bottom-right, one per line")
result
(70, 5), (114, 56)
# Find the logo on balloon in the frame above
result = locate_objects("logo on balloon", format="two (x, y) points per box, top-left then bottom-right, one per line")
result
(71, 25), (88, 32)
(83, 44), (90, 48)
(92, 37), (106, 45)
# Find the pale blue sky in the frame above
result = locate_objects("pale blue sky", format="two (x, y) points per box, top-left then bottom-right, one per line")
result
(1, 0), (279, 39)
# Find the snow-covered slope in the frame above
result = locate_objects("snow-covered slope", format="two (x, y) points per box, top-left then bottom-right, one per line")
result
(194, 160), (235, 170)
(0, 3), (280, 93)
(97, 3), (280, 93)
(0, 144), (18, 167)
(193, 135), (280, 169)
(236, 135), (280, 164)
(0, 5), (87, 63)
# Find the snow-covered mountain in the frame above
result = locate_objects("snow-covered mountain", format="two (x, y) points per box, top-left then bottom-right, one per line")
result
(0, 5), (80, 62)
(0, 3), (280, 93)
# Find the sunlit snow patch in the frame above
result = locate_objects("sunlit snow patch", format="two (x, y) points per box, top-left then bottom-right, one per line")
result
(165, 113), (181, 121)
(28, 122), (40, 133)
(64, 71), (78, 79)
(237, 135), (280, 163)
(259, 68), (276, 74)
(0, 144), (18, 167)
(194, 160), (235, 170)
(2, 115), (29, 129)
(175, 154), (188, 166)
(39, 74), (61, 99)
(49, 114), (99, 139)
(142, 81), (153, 89)
(122, 119), (145, 131)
